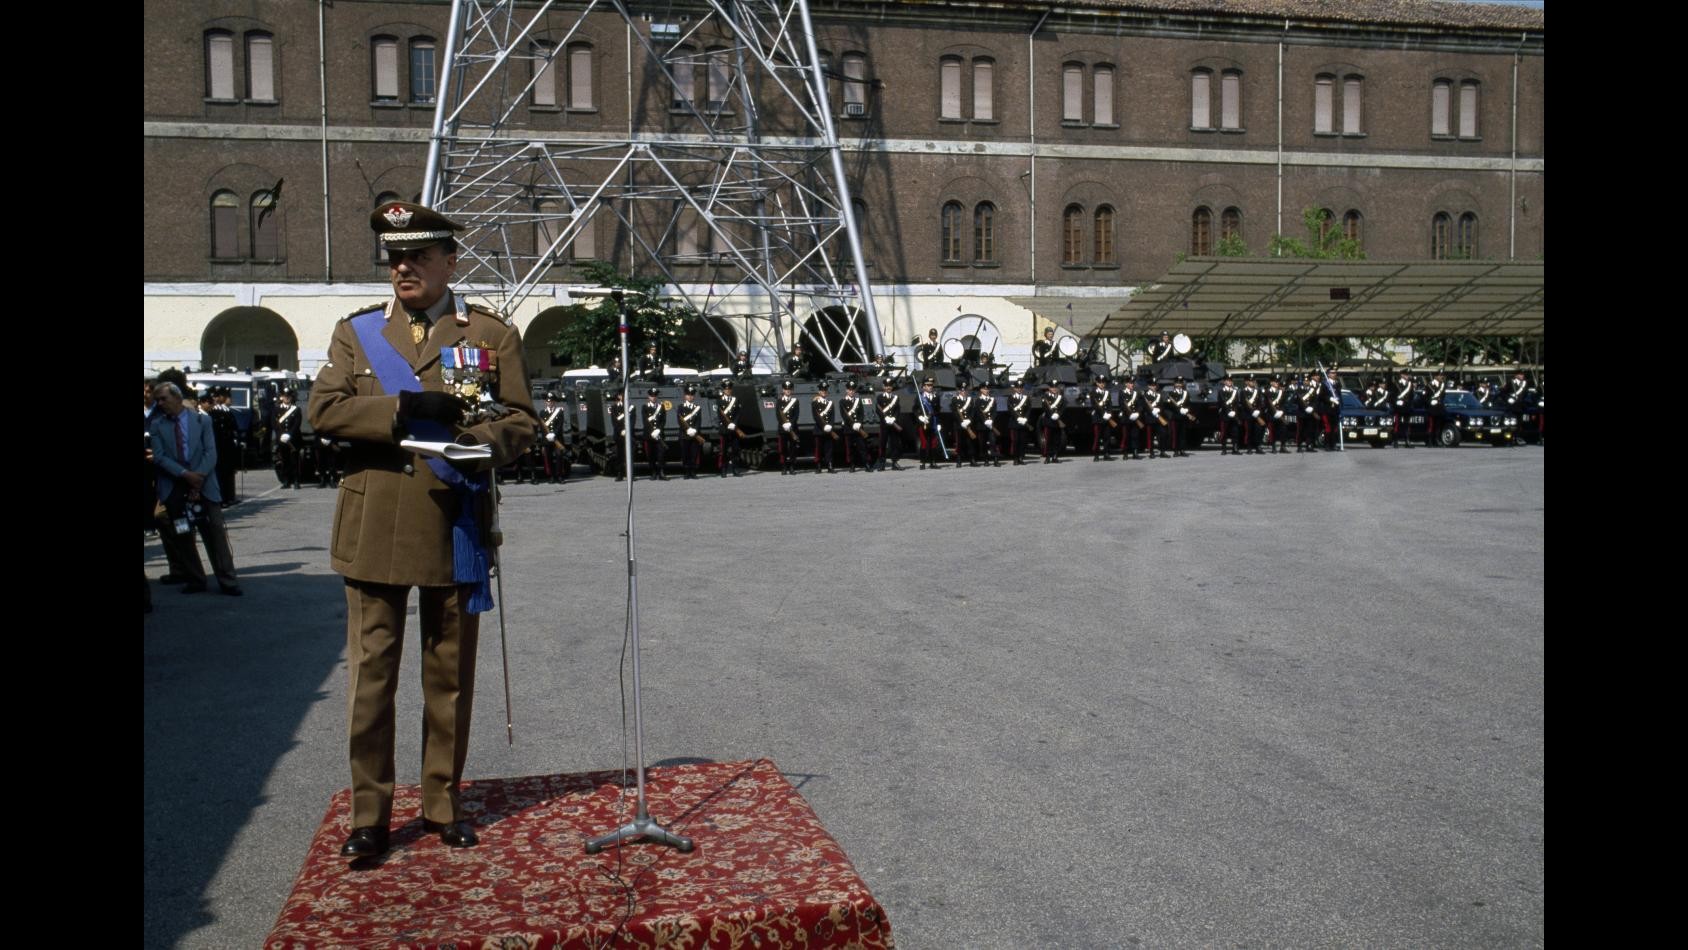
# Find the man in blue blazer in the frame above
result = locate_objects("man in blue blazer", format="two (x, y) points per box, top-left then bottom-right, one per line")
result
(149, 382), (242, 595)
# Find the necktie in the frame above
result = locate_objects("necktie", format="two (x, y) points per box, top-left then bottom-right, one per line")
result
(175, 413), (187, 462)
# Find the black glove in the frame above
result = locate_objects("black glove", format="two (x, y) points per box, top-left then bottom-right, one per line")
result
(398, 390), (468, 424)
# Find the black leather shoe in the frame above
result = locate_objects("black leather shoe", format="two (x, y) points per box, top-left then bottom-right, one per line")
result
(340, 826), (390, 859)
(423, 819), (479, 848)
(159, 574), (188, 585)
(219, 584), (244, 597)
(180, 582), (207, 594)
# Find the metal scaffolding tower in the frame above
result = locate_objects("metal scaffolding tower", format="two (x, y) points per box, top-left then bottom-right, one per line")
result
(423, 0), (884, 370)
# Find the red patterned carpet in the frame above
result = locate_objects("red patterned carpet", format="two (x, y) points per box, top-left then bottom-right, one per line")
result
(266, 759), (894, 949)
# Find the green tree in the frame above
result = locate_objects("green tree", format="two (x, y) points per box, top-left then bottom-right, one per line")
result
(545, 262), (711, 370)
(1269, 208), (1365, 261)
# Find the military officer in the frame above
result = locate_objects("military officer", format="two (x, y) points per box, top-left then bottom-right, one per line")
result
(1032, 327), (1057, 367)
(539, 391), (569, 483)
(677, 385), (705, 479)
(310, 200), (538, 859)
(1148, 331), (1176, 364)
(776, 380), (802, 475)
(642, 387), (669, 479)
(1088, 376), (1115, 461)
(1217, 375), (1240, 455)
(1007, 378), (1033, 464)
(1239, 376), (1266, 454)
(953, 385), (979, 466)
(875, 377), (905, 471)
(1167, 377), (1193, 457)
(916, 328), (942, 369)
(811, 381), (838, 473)
(1040, 381), (1066, 463)
(1319, 370), (1344, 449)
(639, 343), (664, 382)
(1474, 378), (1496, 408)
(1425, 371), (1448, 447)
(1119, 379), (1147, 459)
(716, 380), (744, 477)
(273, 389), (303, 488)
(915, 377), (946, 468)
(209, 387), (242, 506)
(1392, 372), (1417, 448)
(1296, 373), (1321, 452)
(974, 382), (1002, 466)
(730, 349), (753, 378)
(1265, 377), (1289, 453)
(784, 341), (809, 379)
(1144, 381), (1170, 458)
(841, 380), (872, 472)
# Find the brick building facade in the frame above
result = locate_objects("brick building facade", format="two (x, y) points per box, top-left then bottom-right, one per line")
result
(143, 0), (1543, 374)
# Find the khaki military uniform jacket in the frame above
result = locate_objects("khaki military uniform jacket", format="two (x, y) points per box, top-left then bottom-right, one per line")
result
(309, 294), (539, 587)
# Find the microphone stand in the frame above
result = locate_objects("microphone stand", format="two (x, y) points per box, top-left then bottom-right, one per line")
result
(586, 289), (694, 855)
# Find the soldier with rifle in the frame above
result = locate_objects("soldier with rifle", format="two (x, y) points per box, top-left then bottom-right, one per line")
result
(875, 378), (905, 471)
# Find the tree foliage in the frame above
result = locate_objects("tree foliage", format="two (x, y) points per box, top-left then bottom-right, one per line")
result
(545, 262), (712, 370)
(1269, 208), (1366, 261)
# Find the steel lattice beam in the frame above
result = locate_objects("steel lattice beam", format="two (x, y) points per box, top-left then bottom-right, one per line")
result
(423, 0), (882, 369)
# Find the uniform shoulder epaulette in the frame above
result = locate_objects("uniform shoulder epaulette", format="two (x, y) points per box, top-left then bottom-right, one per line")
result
(343, 303), (385, 322)
(467, 302), (514, 325)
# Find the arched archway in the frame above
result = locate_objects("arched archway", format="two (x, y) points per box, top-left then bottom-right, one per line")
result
(201, 307), (297, 370)
(799, 305), (871, 367)
(525, 306), (580, 372)
(675, 316), (739, 367)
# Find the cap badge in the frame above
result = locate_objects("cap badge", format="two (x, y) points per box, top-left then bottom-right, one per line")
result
(384, 206), (414, 228)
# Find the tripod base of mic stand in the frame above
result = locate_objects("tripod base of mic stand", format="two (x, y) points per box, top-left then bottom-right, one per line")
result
(585, 816), (695, 854)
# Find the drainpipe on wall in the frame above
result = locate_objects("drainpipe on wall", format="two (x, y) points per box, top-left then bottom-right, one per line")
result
(319, 1), (332, 279)
(1027, 9), (1050, 286)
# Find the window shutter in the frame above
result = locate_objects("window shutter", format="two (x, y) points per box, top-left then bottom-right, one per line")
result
(1094, 67), (1113, 125)
(1314, 77), (1333, 133)
(973, 61), (993, 120)
(247, 35), (274, 100)
(374, 39), (398, 99)
(1431, 82), (1450, 135)
(208, 33), (234, 99)
(940, 60), (960, 118)
(1191, 72), (1210, 128)
(1459, 83), (1478, 137)
(571, 46), (593, 109)
(1343, 78), (1361, 133)
(1221, 73), (1240, 128)
(1063, 65), (1082, 122)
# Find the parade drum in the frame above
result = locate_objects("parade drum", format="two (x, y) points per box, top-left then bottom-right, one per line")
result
(1056, 336), (1079, 359)
(942, 338), (966, 361)
(1173, 333), (1192, 355)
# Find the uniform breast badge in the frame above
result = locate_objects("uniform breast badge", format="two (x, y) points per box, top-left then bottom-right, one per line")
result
(442, 344), (506, 421)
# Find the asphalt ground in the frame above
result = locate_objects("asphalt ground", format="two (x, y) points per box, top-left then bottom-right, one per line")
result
(143, 442), (1544, 949)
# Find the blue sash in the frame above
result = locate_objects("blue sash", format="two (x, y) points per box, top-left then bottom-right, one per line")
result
(350, 307), (495, 613)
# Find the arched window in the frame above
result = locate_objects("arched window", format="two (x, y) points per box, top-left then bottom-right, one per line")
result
(1459, 81), (1480, 138)
(677, 203), (710, 259)
(205, 31), (235, 100)
(1093, 66), (1114, 126)
(1062, 64), (1084, 123)
(1457, 212), (1478, 258)
(1431, 80), (1451, 136)
(531, 41), (556, 107)
(569, 44), (594, 109)
(706, 47), (731, 111)
(1343, 76), (1363, 134)
(1317, 207), (1336, 243)
(250, 190), (280, 260)
(940, 57), (962, 120)
(1342, 210), (1362, 247)
(1221, 207), (1242, 243)
(372, 36), (399, 101)
(1314, 75), (1335, 134)
(671, 46), (696, 108)
(210, 191), (240, 259)
(246, 32), (275, 101)
(1431, 212), (1452, 259)
(409, 37), (437, 103)
(941, 201), (963, 262)
(1094, 206), (1115, 264)
(1191, 207), (1212, 256)
(1220, 70), (1242, 129)
(973, 202), (995, 263)
(535, 198), (563, 264)
(842, 53), (868, 116)
(1062, 204), (1084, 264)
(972, 58), (994, 121)
(1190, 69), (1211, 129)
